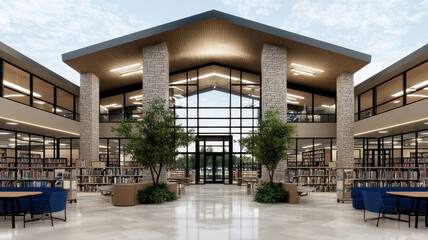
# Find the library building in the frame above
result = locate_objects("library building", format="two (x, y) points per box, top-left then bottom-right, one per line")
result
(1, 10), (428, 239)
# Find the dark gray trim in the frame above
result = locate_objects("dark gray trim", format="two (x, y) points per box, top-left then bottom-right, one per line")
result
(0, 59), (3, 97)
(0, 41), (79, 95)
(356, 43), (428, 95)
(62, 10), (371, 63)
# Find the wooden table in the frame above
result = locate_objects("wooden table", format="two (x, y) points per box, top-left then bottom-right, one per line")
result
(0, 191), (42, 229)
(387, 191), (428, 228)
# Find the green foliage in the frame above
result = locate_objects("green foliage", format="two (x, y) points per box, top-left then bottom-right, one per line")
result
(239, 108), (296, 182)
(254, 181), (289, 204)
(137, 183), (178, 204)
(111, 98), (195, 185)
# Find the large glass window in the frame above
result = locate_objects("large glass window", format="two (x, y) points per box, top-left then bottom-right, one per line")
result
(3, 62), (31, 105)
(406, 62), (428, 104)
(56, 88), (74, 119)
(359, 90), (373, 119)
(287, 88), (312, 123)
(314, 94), (335, 123)
(100, 94), (123, 122)
(376, 75), (403, 114)
(125, 90), (143, 120)
(33, 77), (54, 112)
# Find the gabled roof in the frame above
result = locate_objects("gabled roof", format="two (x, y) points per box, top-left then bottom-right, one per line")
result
(63, 10), (370, 63)
(63, 10), (371, 92)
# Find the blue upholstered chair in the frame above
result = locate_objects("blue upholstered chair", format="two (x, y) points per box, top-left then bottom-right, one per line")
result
(362, 191), (397, 227)
(24, 191), (68, 227)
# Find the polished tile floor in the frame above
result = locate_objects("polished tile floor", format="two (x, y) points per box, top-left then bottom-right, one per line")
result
(0, 185), (426, 240)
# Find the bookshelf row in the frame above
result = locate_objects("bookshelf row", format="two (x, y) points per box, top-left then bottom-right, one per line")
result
(354, 152), (428, 167)
(287, 167), (428, 191)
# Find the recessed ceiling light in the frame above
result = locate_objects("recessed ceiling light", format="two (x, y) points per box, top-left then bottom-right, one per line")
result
(6, 122), (18, 125)
(0, 132), (11, 135)
(378, 130), (388, 134)
(424, 122), (428, 125)
(291, 63), (324, 72)
(393, 100), (400, 103)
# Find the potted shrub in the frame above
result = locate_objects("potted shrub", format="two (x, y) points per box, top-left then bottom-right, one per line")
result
(112, 98), (195, 204)
(240, 108), (296, 203)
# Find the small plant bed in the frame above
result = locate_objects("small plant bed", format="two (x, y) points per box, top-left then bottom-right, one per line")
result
(137, 183), (178, 204)
(255, 181), (289, 204)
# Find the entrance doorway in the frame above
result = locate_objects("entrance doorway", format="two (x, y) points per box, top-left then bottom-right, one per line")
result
(196, 136), (233, 184)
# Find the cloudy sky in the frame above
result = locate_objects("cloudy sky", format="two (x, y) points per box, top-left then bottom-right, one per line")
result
(1, 0), (427, 86)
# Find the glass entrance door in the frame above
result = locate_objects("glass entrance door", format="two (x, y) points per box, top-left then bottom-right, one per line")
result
(196, 135), (233, 184)
(205, 153), (224, 183)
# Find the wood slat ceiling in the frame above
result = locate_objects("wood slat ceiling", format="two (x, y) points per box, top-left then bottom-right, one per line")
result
(64, 18), (369, 92)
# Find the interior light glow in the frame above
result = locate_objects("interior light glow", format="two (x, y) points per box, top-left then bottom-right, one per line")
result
(170, 72), (256, 85)
(169, 86), (185, 91)
(291, 63), (324, 73)
(393, 100), (401, 103)
(6, 122), (18, 125)
(354, 117), (428, 136)
(291, 68), (315, 76)
(0, 116), (79, 136)
(4, 94), (24, 98)
(3, 81), (42, 97)
(322, 104), (335, 108)
(103, 103), (122, 108)
(378, 130), (388, 134)
(287, 93), (304, 99)
(110, 63), (143, 77)
(287, 100), (299, 104)
(302, 143), (322, 149)
(33, 100), (45, 104)
(0, 132), (11, 135)
(110, 63), (141, 72)
(407, 94), (428, 98)
(129, 95), (143, 100)
(391, 80), (428, 97)
(133, 102), (143, 105)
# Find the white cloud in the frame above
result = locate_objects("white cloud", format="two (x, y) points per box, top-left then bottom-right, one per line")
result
(222, 0), (281, 19)
(282, 0), (428, 85)
(0, 0), (152, 85)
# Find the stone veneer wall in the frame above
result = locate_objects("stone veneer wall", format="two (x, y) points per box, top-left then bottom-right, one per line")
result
(336, 72), (354, 168)
(80, 73), (99, 165)
(261, 43), (288, 182)
(142, 42), (169, 183)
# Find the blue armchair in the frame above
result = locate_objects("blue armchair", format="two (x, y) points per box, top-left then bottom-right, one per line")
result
(24, 191), (68, 227)
(362, 191), (397, 227)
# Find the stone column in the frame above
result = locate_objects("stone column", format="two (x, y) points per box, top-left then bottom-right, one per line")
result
(261, 43), (288, 182)
(80, 73), (99, 165)
(336, 73), (354, 201)
(142, 42), (169, 183)
(336, 72), (354, 168)
(142, 42), (169, 110)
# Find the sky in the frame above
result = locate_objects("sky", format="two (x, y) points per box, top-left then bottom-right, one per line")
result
(1, 0), (428, 86)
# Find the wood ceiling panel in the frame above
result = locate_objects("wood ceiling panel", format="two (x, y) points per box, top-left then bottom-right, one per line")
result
(65, 18), (368, 92)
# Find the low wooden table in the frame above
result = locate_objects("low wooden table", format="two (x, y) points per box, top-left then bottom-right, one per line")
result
(387, 191), (428, 228)
(0, 191), (42, 229)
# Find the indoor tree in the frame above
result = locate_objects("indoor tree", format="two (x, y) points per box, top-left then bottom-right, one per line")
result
(240, 108), (296, 182)
(112, 98), (195, 186)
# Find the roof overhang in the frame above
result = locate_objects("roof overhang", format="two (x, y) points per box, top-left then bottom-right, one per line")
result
(63, 10), (371, 92)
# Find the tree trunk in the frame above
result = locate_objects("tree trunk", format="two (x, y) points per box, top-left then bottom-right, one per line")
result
(269, 169), (275, 182)
(149, 165), (156, 185)
(155, 163), (163, 186)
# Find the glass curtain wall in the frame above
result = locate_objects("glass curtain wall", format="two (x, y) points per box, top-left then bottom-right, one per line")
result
(356, 60), (428, 120)
(1, 59), (78, 120)
(169, 64), (260, 183)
